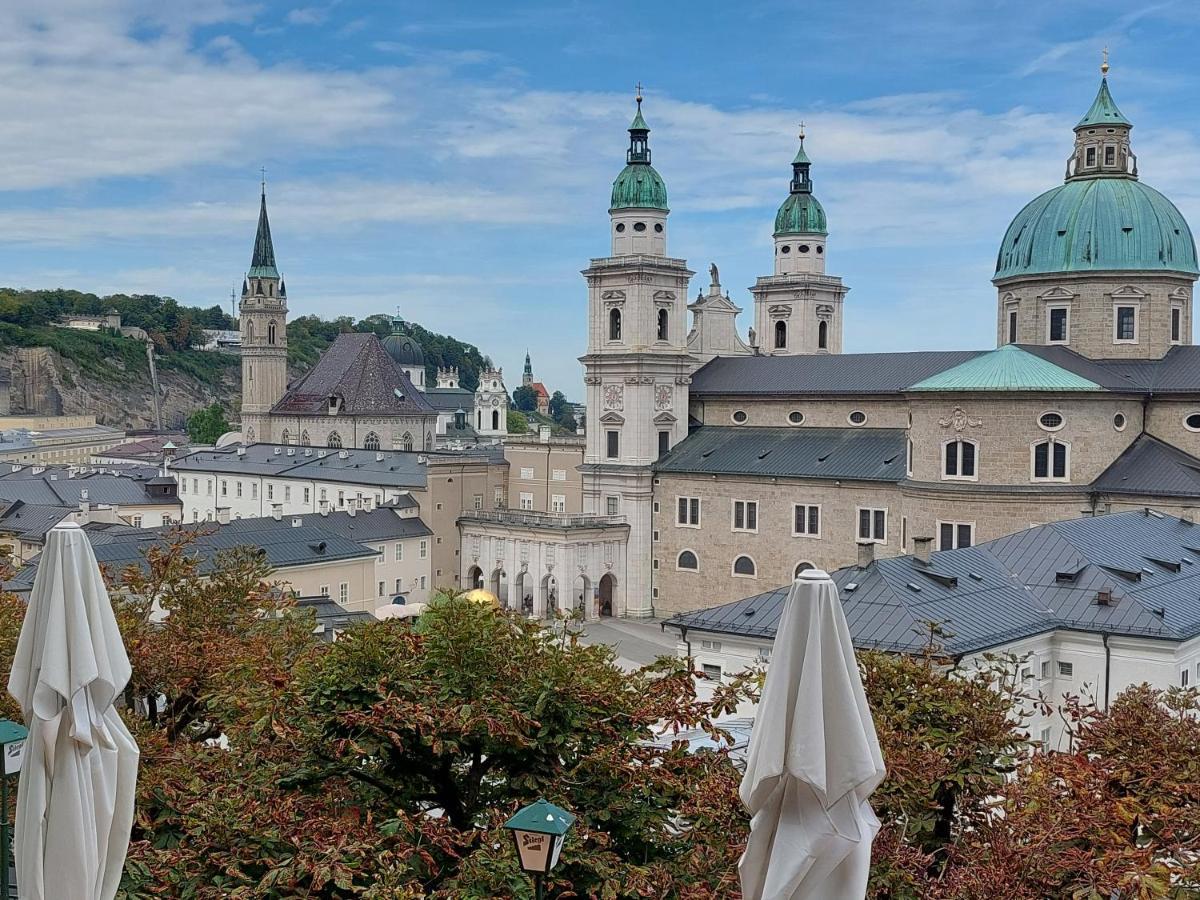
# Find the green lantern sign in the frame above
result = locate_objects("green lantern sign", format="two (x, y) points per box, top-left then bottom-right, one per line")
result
(503, 798), (574, 898)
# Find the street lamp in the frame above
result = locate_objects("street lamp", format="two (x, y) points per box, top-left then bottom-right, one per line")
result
(503, 798), (574, 900)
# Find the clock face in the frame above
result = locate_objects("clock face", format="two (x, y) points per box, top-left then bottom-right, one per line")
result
(491, 397), (501, 407)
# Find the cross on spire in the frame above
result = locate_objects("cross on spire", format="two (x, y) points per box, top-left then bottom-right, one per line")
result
(260, 166), (267, 195)
(635, 81), (643, 104)
(1101, 46), (1109, 76)
(798, 120), (806, 143)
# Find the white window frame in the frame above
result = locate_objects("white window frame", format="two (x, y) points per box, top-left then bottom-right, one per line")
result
(676, 496), (701, 528)
(906, 438), (914, 477)
(1037, 409), (1065, 432)
(1030, 438), (1071, 482)
(1046, 304), (1070, 344)
(731, 499), (758, 534)
(1183, 412), (1200, 433)
(552, 468), (567, 481)
(551, 494), (566, 513)
(1006, 305), (1018, 344)
(606, 496), (620, 516)
(1057, 660), (1074, 678)
(731, 554), (758, 578)
(941, 438), (979, 482)
(857, 507), (887, 544)
(395, 542), (403, 562)
(339, 582), (348, 604)
(1113, 303), (1139, 344)
(418, 539), (428, 559)
(792, 503), (821, 538)
(519, 492), (534, 510)
(519, 466), (535, 480)
(936, 520), (975, 550)
(676, 549), (700, 572)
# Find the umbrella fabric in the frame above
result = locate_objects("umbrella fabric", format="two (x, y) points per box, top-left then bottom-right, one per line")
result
(738, 570), (885, 900)
(8, 522), (139, 900)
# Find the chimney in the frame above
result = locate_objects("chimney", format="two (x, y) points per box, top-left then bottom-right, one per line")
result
(913, 536), (934, 565)
(80, 489), (89, 502)
(291, 517), (302, 527)
(1095, 590), (1115, 607)
(78, 500), (90, 523)
(856, 540), (875, 568)
(237, 447), (246, 457)
(539, 426), (551, 443)
(347, 503), (356, 518)
(319, 499), (330, 516)
(338, 450), (348, 459)
(271, 503), (282, 521)
(216, 508), (231, 525)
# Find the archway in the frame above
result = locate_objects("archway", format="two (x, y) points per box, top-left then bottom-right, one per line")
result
(598, 573), (616, 617)
(574, 574), (592, 618)
(466, 565), (483, 590)
(541, 573), (559, 618)
(490, 568), (509, 607)
(513, 570), (528, 614)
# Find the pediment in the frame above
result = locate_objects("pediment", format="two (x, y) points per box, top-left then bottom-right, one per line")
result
(1170, 286), (1191, 301)
(1110, 285), (1148, 301)
(601, 290), (626, 301)
(652, 290), (676, 301)
(1037, 286), (1077, 302)
(599, 411), (625, 425)
(653, 411), (677, 424)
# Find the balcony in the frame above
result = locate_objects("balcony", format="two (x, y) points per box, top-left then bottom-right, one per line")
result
(458, 508), (627, 529)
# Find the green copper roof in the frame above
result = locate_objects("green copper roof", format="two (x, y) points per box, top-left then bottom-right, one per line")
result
(503, 799), (575, 836)
(611, 163), (668, 211)
(629, 104), (649, 131)
(1077, 78), (1131, 129)
(248, 189), (279, 279)
(994, 177), (1197, 280)
(911, 345), (1103, 392)
(774, 192), (827, 236)
(792, 143), (811, 165)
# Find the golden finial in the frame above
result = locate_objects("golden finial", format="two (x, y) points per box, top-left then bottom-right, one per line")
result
(635, 81), (643, 105)
(798, 120), (806, 143)
(1101, 46), (1109, 77)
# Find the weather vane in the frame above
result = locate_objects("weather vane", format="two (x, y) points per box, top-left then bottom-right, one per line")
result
(1101, 46), (1109, 76)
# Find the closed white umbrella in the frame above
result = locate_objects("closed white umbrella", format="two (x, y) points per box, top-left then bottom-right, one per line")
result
(7, 522), (139, 900)
(738, 569), (885, 900)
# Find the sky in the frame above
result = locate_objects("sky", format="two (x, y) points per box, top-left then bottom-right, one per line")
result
(4, 1), (1200, 397)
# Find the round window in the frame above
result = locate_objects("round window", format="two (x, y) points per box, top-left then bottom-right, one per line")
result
(633, 222), (646, 232)
(615, 223), (625, 233)
(654, 223), (663, 233)
(731, 410), (748, 424)
(781, 245), (791, 254)
(1113, 413), (1127, 431)
(788, 411), (804, 425)
(1039, 411), (1064, 431)
(799, 244), (810, 253)
(816, 245), (824, 254)
(848, 410), (867, 426)
(1185, 413), (1200, 432)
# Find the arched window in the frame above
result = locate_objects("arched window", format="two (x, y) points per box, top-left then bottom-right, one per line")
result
(363, 431), (380, 451)
(281, 428), (290, 445)
(401, 432), (414, 452)
(657, 308), (668, 341)
(246, 320), (255, 342)
(1031, 439), (1069, 481)
(733, 555), (757, 577)
(609, 308), (622, 341)
(300, 430), (310, 446)
(492, 410), (500, 431)
(677, 550), (698, 571)
(943, 439), (978, 479)
(267, 320), (277, 345)
(327, 431), (342, 449)
(794, 561), (815, 579)
(774, 320), (787, 349)
(425, 432), (432, 450)
(817, 320), (828, 350)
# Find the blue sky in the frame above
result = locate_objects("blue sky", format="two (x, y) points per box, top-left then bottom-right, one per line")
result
(3, 1), (1200, 397)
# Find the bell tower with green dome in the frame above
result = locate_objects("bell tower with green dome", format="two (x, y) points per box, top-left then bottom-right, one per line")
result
(239, 179), (289, 444)
(751, 127), (848, 355)
(993, 57), (1197, 359)
(579, 87), (695, 618)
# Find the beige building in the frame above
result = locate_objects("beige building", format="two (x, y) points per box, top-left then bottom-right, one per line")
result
(0, 415), (127, 465)
(505, 433), (585, 514)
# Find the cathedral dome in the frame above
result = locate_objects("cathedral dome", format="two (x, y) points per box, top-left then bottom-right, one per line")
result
(774, 192), (827, 237)
(382, 326), (425, 368)
(993, 176), (1197, 281)
(610, 163), (668, 211)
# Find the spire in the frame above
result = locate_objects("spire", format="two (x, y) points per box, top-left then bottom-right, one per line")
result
(249, 177), (279, 279)
(789, 123), (813, 194)
(1067, 53), (1136, 181)
(524, 350), (532, 373)
(627, 83), (651, 164)
(1077, 52), (1130, 129)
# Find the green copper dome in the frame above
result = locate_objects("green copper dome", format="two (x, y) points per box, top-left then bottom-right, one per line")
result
(610, 163), (668, 211)
(994, 177), (1198, 280)
(774, 193), (827, 236)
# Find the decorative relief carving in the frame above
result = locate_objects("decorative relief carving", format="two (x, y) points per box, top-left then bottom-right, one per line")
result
(674, 375), (692, 385)
(603, 384), (624, 410)
(938, 407), (982, 432)
(652, 290), (676, 301)
(816, 304), (834, 319)
(624, 375), (653, 384)
(601, 290), (626, 300)
(768, 304), (792, 317)
(654, 384), (673, 411)
(583, 375), (602, 385)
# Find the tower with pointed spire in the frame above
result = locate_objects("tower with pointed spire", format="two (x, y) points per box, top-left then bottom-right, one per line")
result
(579, 87), (695, 618)
(522, 351), (534, 388)
(239, 179), (289, 443)
(750, 127), (848, 355)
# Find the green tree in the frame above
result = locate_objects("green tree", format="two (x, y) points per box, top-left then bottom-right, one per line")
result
(506, 409), (529, 434)
(548, 390), (569, 421)
(185, 402), (230, 444)
(512, 384), (538, 412)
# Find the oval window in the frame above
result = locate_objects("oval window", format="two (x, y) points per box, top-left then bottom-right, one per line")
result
(731, 410), (748, 424)
(1113, 413), (1127, 431)
(781, 245), (791, 254)
(788, 411), (804, 425)
(615, 222), (625, 232)
(1186, 413), (1200, 432)
(1039, 411), (1064, 431)
(816, 246), (824, 254)
(848, 410), (867, 426)
(654, 223), (663, 232)
(799, 244), (810, 253)
(633, 222), (647, 232)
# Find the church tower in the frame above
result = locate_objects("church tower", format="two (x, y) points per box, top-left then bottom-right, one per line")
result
(580, 89), (694, 617)
(239, 181), (288, 444)
(522, 351), (534, 387)
(751, 128), (848, 355)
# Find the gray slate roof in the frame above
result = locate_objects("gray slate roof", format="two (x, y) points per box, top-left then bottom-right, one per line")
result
(1093, 435), (1200, 498)
(424, 386), (475, 412)
(653, 426), (907, 482)
(171, 444), (430, 490)
(218, 506), (432, 542)
(0, 502), (74, 541)
(665, 511), (1200, 655)
(0, 473), (175, 507)
(273, 333), (435, 417)
(689, 345), (1200, 398)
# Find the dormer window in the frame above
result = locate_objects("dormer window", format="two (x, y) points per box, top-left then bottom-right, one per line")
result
(1104, 145), (1115, 166)
(328, 395), (342, 415)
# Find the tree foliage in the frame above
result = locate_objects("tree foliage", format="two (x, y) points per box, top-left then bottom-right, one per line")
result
(512, 385), (538, 412)
(506, 409), (529, 434)
(185, 402), (231, 445)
